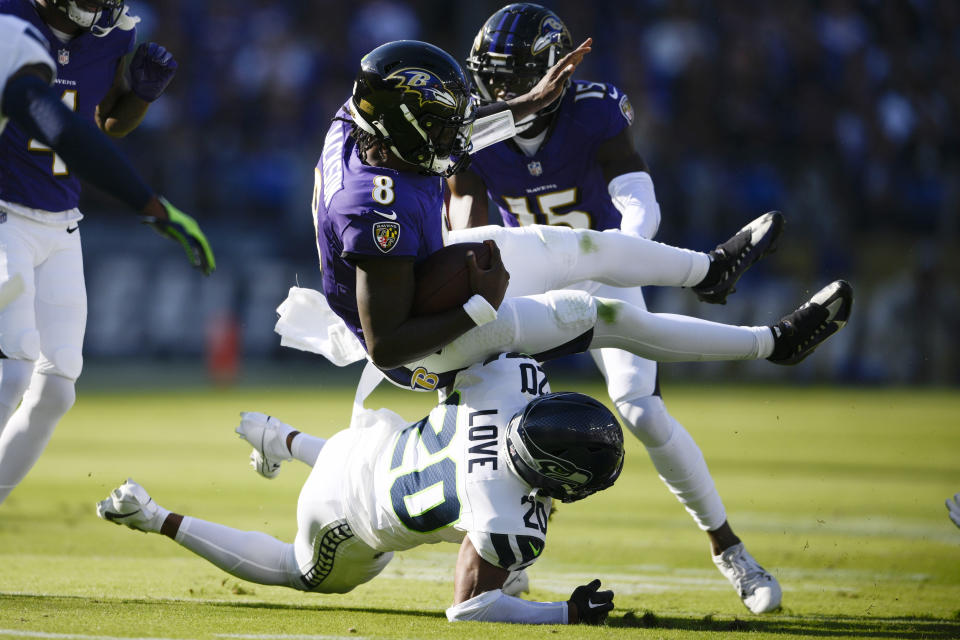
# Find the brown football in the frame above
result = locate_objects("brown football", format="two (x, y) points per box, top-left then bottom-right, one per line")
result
(412, 242), (492, 315)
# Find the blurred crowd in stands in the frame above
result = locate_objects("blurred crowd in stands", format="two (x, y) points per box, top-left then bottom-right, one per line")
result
(78, 0), (959, 383)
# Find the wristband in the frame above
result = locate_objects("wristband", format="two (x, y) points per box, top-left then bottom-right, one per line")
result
(463, 294), (498, 326)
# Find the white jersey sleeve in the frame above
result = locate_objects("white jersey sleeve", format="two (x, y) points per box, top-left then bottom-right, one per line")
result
(0, 15), (56, 134)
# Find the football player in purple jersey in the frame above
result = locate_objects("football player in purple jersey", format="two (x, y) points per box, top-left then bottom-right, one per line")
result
(447, 3), (782, 613)
(0, 1), (214, 506)
(309, 38), (850, 401)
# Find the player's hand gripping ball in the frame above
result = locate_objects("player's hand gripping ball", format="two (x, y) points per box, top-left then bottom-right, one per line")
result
(413, 241), (495, 315)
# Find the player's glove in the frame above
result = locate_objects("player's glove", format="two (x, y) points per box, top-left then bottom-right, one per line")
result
(568, 579), (614, 625)
(947, 493), (960, 529)
(128, 42), (177, 102)
(143, 198), (216, 275)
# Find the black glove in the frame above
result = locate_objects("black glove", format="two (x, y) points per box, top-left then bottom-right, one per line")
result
(568, 578), (614, 625)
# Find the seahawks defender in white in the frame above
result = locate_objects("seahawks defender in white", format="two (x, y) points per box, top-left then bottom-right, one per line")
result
(97, 354), (623, 625)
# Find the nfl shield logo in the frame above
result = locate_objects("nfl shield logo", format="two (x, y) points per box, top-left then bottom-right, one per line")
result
(58, 49), (69, 65)
(527, 161), (543, 176)
(373, 221), (400, 253)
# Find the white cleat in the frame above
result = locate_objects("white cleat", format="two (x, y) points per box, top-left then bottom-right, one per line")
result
(713, 542), (782, 614)
(235, 411), (293, 479)
(502, 569), (530, 597)
(96, 478), (166, 533)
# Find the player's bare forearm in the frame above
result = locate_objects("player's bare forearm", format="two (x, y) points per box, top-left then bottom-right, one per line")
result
(356, 259), (477, 369)
(98, 91), (149, 137)
(453, 537), (510, 604)
(447, 171), (490, 229)
(365, 309), (476, 369)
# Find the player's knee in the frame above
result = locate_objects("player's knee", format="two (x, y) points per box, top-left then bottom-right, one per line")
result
(41, 346), (83, 381)
(544, 289), (597, 333)
(0, 328), (40, 362)
(615, 394), (675, 447)
(530, 224), (581, 263)
(35, 373), (76, 415)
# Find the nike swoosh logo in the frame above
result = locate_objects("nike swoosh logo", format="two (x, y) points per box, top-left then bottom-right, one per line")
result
(66, 225), (79, 234)
(528, 541), (542, 556)
(372, 209), (397, 220)
(103, 508), (139, 522)
(587, 600), (607, 609)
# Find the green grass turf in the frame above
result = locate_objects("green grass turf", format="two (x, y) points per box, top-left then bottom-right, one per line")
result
(0, 380), (958, 639)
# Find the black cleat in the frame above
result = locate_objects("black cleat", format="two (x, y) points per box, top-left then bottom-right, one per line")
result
(768, 280), (854, 365)
(693, 211), (785, 304)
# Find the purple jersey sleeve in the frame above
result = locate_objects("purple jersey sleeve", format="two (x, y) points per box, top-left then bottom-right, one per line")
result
(0, 0), (136, 211)
(314, 114), (446, 344)
(468, 80), (634, 231)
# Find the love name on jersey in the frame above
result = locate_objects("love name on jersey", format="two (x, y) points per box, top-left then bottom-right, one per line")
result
(467, 358), (549, 473)
(467, 409), (498, 473)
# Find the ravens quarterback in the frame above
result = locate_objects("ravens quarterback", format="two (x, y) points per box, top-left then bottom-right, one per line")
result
(0, 0), (214, 506)
(283, 38), (851, 399)
(99, 353), (622, 625)
(447, 3), (781, 614)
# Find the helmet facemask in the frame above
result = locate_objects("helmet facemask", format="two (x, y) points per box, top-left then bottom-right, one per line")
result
(50, 0), (126, 35)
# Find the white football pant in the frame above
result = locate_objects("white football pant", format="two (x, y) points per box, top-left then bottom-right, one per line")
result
(0, 212), (86, 504)
(406, 226), (773, 377)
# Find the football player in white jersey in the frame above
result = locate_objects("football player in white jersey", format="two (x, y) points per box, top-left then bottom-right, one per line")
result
(0, 11), (214, 505)
(97, 353), (623, 625)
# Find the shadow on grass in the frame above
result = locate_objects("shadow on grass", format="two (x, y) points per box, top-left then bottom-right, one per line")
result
(2, 592), (446, 621)
(7, 594), (960, 637)
(611, 610), (960, 639)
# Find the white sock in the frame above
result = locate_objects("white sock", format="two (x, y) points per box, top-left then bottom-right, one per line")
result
(618, 398), (727, 531)
(291, 434), (326, 467)
(0, 373), (75, 504)
(592, 302), (774, 362)
(175, 516), (306, 589)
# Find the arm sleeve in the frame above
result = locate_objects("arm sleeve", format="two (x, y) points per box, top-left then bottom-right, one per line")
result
(2, 73), (154, 212)
(608, 171), (661, 240)
(446, 589), (567, 624)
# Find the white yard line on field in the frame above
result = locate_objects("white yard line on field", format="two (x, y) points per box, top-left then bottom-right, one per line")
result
(215, 635), (368, 640)
(0, 630), (183, 640)
(0, 631), (369, 640)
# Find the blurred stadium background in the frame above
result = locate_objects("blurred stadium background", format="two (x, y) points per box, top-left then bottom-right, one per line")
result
(76, 0), (960, 387)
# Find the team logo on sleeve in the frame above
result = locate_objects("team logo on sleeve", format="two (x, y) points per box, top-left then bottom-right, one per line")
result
(386, 68), (457, 109)
(373, 221), (400, 253)
(619, 94), (634, 125)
